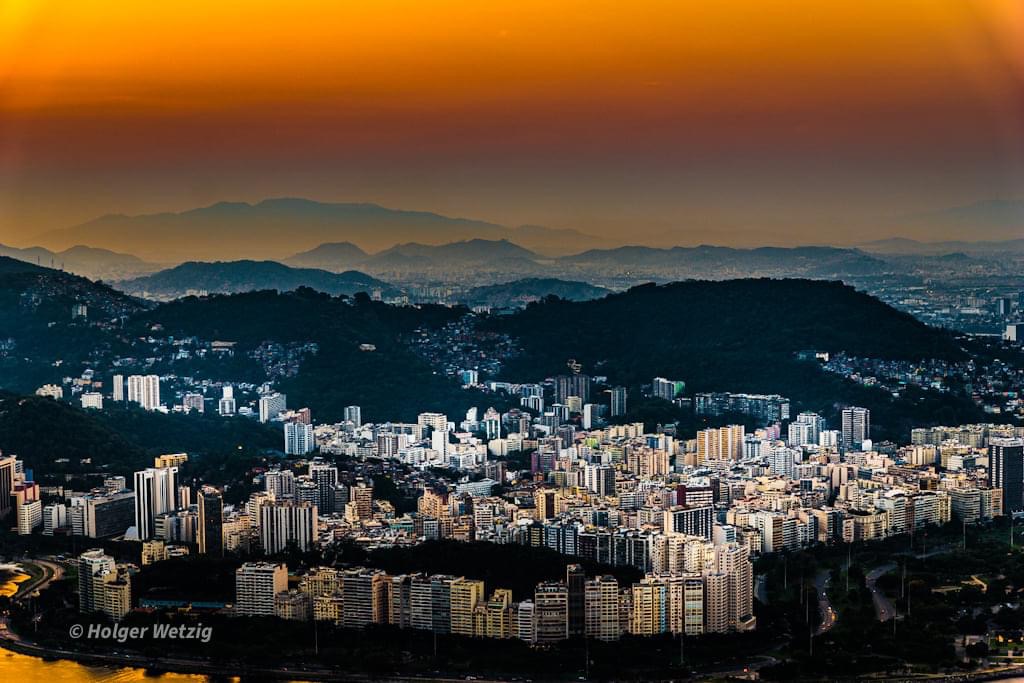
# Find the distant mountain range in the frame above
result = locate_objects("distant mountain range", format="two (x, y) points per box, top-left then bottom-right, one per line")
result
(0, 243), (159, 280)
(35, 198), (609, 260)
(115, 260), (396, 299)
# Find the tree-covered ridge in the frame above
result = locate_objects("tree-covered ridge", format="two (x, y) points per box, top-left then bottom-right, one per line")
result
(463, 277), (611, 307)
(488, 279), (980, 440)
(116, 259), (397, 298)
(135, 289), (492, 422)
(493, 279), (962, 372)
(0, 394), (280, 480)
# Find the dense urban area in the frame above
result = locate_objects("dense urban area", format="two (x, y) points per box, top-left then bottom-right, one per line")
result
(1, 250), (1023, 681)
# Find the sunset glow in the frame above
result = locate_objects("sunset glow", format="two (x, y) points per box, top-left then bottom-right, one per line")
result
(1, 0), (1022, 245)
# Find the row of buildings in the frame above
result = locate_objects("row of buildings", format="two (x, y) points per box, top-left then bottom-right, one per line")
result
(235, 554), (754, 643)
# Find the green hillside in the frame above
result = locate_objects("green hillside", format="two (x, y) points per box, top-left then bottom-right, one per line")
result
(488, 279), (980, 440)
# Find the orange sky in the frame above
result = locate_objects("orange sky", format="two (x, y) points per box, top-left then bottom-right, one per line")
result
(1, 0), (1022, 246)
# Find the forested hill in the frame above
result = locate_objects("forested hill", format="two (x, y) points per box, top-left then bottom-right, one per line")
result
(116, 260), (397, 299)
(0, 393), (280, 489)
(488, 279), (977, 439)
(135, 289), (490, 422)
(136, 288), (459, 345)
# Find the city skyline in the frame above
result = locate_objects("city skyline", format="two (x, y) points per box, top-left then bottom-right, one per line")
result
(2, 3), (1024, 679)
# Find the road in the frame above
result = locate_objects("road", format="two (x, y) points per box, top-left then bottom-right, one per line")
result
(14, 559), (65, 599)
(814, 569), (837, 634)
(865, 563), (897, 622)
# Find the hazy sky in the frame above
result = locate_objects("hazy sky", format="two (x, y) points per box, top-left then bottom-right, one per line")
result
(1, 1), (1022, 247)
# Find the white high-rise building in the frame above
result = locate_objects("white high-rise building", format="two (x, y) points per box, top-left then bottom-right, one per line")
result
(78, 548), (131, 620)
(127, 375), (160, 411)
(133, 466), (178, 540)
(259, 501), (318, 554)
(78, 548), (115, 612)
(767, 444), (799, 478)
(259, 392), (288, 423)
(42, 503), (68, 535)
(235, 562), (288, 616)
(284, 421), (315, 455)
(582, 404), (597, 430)
(431, 430), (448, 459)
(112, 374), (124, 402)
(16, 500), (42, 535)
(788, 412), (824, 446)
(218, 385), (237, 416)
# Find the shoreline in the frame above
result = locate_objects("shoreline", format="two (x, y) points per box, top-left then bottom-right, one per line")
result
(5, 633), (1024, 683)
(0, 633), (510, 682)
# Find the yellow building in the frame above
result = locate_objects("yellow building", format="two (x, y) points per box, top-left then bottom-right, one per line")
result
(485, 588), (513, 638)
(154, 453), (188, 468)
(450, 578), (485, 636)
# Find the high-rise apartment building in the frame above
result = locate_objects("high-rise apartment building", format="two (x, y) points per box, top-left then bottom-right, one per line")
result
(584, 575), (621, 641)
(343, 405), (362, 427)
(841, 407), (871, 450)
(609, 386), (627, 417)
(259, 392), (287, 423)
(664, 505), (714, 539)
(534, 582), (569, 644)
(284, 421), (315, 455)
(450, 578), (485, 636)
(218, 385), (237, 416)
(696, 425), (745, 462)
(78, 549), (132, 621)
(652, 377), (686, 401)
(555, 374), (591, 403)
(566, 564), (586, 637)
(198, 487), (224, 556)
(235, 562), (288, 616)
(714, 543), (754, 632)
(341, 568), (388, 628)
(485, 589), (513, 638)
(126, 374), (160, 410)
(991, 438), (1024, 513)
(259, 501), (318, 553)
(133, 466), (178, 540)
(788, 412), (825, 446)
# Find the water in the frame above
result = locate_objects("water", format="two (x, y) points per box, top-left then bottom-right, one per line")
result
(0, 648), (214, 681)
(0, 565), (29, 598)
